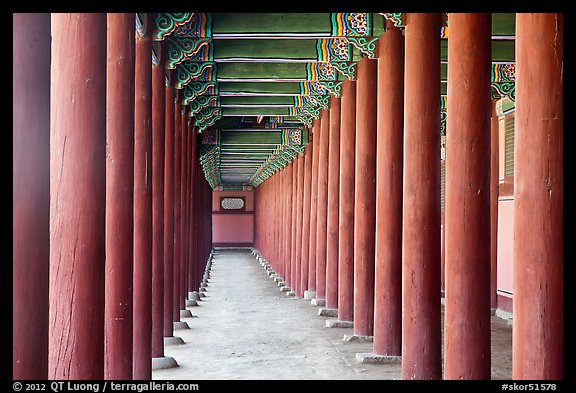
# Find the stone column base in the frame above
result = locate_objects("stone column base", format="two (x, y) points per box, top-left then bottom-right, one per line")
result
(152, 356), (178, 370)
(173, 321), (189, 330)
(318, 307), (338, 317)
(164, 336), (184, 345)
(180, 309), (195, 318)
(343, 334), (373, 343)
(189, 291), (201, 301)
(355, 353), (401, 364)
(325, 319), (354, 328)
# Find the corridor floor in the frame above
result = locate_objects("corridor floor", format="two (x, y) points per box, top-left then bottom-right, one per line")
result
(152, 248), (512, 380)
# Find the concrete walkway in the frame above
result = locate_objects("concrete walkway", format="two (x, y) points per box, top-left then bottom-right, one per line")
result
(152, 248), (512, 380)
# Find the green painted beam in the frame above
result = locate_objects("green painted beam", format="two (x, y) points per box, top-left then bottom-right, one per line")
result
(219, 81), (301, 94)
(211, 13), (385, 37)
(221, 150), (273, 155)
(212, 13), (333, 35)
(214, 39), (319, 60)
(217, 62), (310, 80)
(221, 131), (284, 145)
(220, 147), (279, 152)
(219, 153), (269, 157)
(492, 13), (515, 36)
(222, 107), (293, 116)
(220, 95), (295, 105)
(216, 61), (345, 81)
(490, 41), (515, 62)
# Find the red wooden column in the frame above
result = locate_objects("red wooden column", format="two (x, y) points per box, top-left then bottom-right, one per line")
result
(268, 177), (274, 264)
(173, 99), (183, 323)
(275, 171), (282, 269)
(181, 117), (189, 305)
(288, 159), (298, 290)
(513, 13), (563, 380)
(444, 13), (492, 380)
(402, 13), (442, 380)
(316, 109), (330, 302)
(273, 175), (278, 267)
(49, 13), (106, 379)
(284, 162), (294, 281)
(151, 43), (171, 364)
(490, 99), (499, 312)
(196, 141), (204, 293)
(325, 97), (341, 310)
(163, 74), (178, 340)
(278, 172), (283, 268)
(353, 57), (377, 338)
(190, 141), (200, 296)
(277, 171), (283, 274)
(255, 183), (262, 255)
(104, 13), (135, 380)
(337, 80), (356, 323)
(133, 16), (153, 380)
(307, 121), (321, 297)
(13, 13), (50, 380)
(179, 109), (189, 313)
(294, 153), (305, 296)
(373, 25), (404, 357)
(188, 129), (198, 297)
(277, 172), (282, 268)
(194, 155), (203, 288)
(300, 139), (313, 297)
(279, 167), (285, 277)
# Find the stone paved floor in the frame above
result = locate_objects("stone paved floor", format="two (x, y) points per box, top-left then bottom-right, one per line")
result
(152, 248), (512, 380)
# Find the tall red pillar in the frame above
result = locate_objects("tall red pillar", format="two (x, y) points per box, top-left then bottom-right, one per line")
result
(338, 80), (356, 323)
(179, 109), (188, 312)
(402, 13), (442, 380)
(284, 162), (294, 280)
(513, 13), (563, 380)
(133, 16), (153, 380)
(300, 139), (313, 297)
(325, 97), (341, 309)
(277, 172), (282, 273)
(188, 129), (198, 296)
(13, 13), (50, 380)
(288, 159), (298, 290)
(191, 137), (201, 295)
(294, 153), (305, 296)
(490, 100), (499, 311)
(105, 13), (135, 380)
(316, 109), (330, 301)
(173, 99), (183, 321)
(373, 25), (404, 357)
(151, 44), (167, 361)
(353, 57), (377, 337)
(444, 13), (492, 380)
(307, 121), (321, 296)
(49, 13), (106, 379)
(163, 75), (176, 339)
